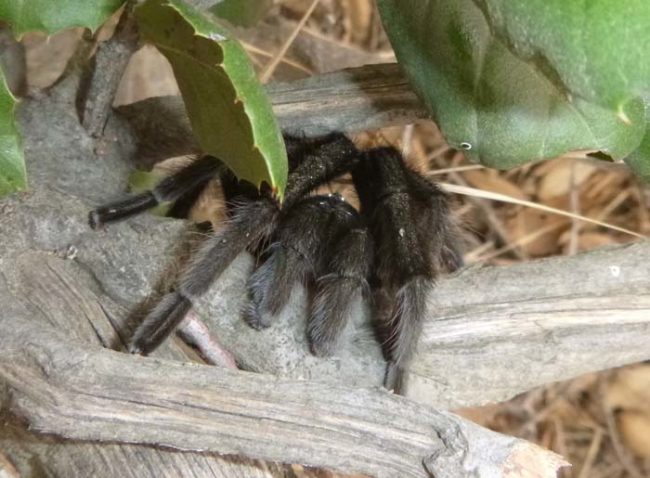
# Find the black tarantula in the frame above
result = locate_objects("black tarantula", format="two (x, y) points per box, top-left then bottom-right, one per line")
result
(89, 133), (462, 386)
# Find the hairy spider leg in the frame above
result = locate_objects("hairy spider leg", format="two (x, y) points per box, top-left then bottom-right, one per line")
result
(129, 197), (279, 354)
(165, 174), (216, 220)
(308, 224), (372, 356)
(129, 133), (362, 355)
(282, 133), (360, 208)
(128, 157), (276, 355)
(243, 194), (368, 342)
(352, 147), (460, 386)
(89, 155), (222, 229)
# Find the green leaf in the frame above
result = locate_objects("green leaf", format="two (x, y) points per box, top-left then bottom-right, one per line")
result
(377, 0), (649, 176)
(471, 0), (650, 112)
(0, 0), (125, 37)
(210, 0), (273, 27)
(0, 67), (26, 197)
(136, 0), (287, 196)
(625, 119), (650, 183)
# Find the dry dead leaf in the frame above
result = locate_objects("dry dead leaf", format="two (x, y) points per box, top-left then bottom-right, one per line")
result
(617, 411), (650, 459)
(506, 208), (568, 257)
(558, 232), (619, 254)
(116, 45), (179, 105)
(604, 366), (650, 412)
(341, 0), (373, 44)
(537, 160), (596, 201)
(603, 365), (650, 459)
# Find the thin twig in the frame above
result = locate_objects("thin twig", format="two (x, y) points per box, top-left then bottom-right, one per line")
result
(474, 222), (565, 263)
(177, 311), (238, 369)
(449, 172), (526, 260)
(241, 41), (313, 75)
(259, 0), (320, 83)
(568, 162), (581, 255)
(577, 428), (603, 478)
(440, 183), (646, 239)
(427, 164), (484, 176)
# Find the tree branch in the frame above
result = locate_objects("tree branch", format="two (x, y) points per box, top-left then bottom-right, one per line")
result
(115, 64), (427, 165)
(80, 2), (139, 138)
(0, 315), (566, 478)
(9, 94), (650, 411)
(407, 241), (650, 407)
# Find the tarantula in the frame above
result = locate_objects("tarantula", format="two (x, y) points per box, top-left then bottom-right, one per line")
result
(89, 133), (462, 384)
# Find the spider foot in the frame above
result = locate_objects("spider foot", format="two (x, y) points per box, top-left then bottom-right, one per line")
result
(129, 291), (192, 355)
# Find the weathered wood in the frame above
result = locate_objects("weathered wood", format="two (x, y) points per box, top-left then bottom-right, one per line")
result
(187, 243), (650, 409)
(0, 315), (566, 478)
(0, 62), (645, 478)
(407, 241), (650, 407)
(115, 64), (427, 165)
(268, 63), (425, 135)
(0, 417), (283, 478)
(80, 1), (139, 138)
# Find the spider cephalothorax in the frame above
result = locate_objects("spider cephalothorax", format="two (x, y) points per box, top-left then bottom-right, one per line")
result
(89, 133), (462, 385)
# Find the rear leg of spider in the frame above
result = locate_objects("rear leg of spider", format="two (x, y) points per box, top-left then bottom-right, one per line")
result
(89, 155), (221, 229)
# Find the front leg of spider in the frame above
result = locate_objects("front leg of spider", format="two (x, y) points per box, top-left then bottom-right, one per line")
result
(352, 147), (461, 387)
(242, 133), (374, 354)
(243, 193), (372, 356)
(87, 148), (279, 354)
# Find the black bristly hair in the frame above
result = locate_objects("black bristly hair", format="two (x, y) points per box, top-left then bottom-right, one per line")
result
(88, 133), (462, 389)
(89, 155), (222, 229)
(351, 147), (461, 386)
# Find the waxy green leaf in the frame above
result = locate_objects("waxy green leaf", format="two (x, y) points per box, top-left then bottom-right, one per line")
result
(377, 0), (649, 177)
(0, 68), (26, 196)
(0, 0), (124, 36)
(136, 0), (287, 196)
